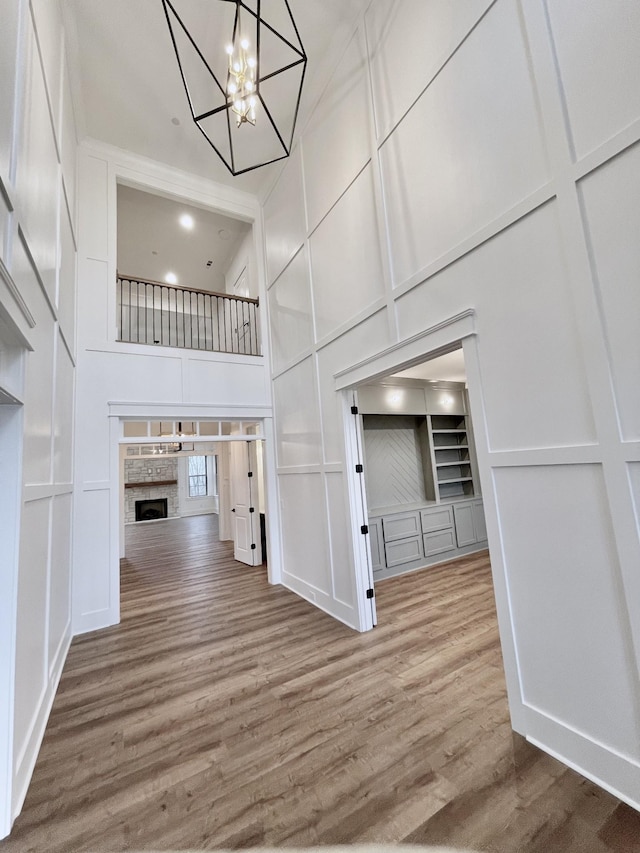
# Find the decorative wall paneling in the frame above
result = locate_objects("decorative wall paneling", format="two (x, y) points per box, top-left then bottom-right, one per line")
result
(0, 0), (78, 837)
(262, 0), (640, 811)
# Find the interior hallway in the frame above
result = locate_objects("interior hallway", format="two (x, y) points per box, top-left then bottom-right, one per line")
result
(2, 515), (639, 853)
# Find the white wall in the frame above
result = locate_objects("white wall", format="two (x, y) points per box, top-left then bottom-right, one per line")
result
(0, 0), (77, 836)
(225, 229), (258, 299)
(73, 142), (274, 635)
(262, 0), (640, 811)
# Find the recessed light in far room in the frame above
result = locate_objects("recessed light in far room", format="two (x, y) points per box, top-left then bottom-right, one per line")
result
(164, 272), (178, 285)
(179, 213), (194, 230)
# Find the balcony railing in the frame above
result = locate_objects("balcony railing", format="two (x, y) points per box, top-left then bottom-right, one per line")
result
(116, 274), (261, 356)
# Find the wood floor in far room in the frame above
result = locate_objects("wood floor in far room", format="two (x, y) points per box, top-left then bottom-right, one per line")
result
(3, 514), (639, 853)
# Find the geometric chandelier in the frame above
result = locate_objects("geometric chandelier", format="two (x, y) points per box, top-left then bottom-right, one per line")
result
(161, 0), (307, 176)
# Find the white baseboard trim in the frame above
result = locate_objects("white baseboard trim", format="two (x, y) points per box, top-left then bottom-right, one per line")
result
(282, 571), (359, 631)
(73, 606), (118, 635)
(524, 704), (640, 813)
(11, 628), (72, 824)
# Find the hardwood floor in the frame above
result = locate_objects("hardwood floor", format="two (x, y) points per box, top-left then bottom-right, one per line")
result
(3, 514), (639, 852)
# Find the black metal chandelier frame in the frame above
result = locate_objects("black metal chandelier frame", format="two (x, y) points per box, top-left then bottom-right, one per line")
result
(162, 0), (307, 176)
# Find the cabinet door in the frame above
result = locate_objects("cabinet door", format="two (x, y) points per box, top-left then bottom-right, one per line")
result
(369, 517), (384, 573)
(472, 499), (487, 542)
(385, 535), (423, 568)
(453, 502), (477, 547)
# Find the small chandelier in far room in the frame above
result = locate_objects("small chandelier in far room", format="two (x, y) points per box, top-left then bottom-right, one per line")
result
(162, 0), (307, 176)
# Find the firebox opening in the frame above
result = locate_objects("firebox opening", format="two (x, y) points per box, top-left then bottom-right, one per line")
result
(135, 498), (168, 522)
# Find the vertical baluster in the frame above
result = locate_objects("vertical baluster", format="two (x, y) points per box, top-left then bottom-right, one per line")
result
(167, 286), (172, 346)
(171, 287), (176, 347)
(217, 296), (222, 353)
(205, 293), (211, 351)
(241, 302), (249, 355)
(233, 298), (237, 353)
(253, 302), (258, 355)
(164, 284), (168, 345)
(180, 289), (183, 348)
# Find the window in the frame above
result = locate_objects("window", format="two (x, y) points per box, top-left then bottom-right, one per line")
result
(188, 456), (207, 497)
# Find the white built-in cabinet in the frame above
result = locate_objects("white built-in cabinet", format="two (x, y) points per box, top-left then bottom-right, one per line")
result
(370, 498), (487, 581)
(360, 380), (487, 579)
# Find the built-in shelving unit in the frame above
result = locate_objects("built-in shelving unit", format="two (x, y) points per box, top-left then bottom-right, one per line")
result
(428, 414), (475, 500)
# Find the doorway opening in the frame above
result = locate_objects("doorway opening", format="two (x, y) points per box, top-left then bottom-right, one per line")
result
(355, 344), (487, 592)
(119, 418), (266, 558)
(339, 321), (501, 640)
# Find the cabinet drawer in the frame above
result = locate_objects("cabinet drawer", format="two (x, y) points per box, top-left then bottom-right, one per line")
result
(382, 511), (420, 542)
(385, 535), (423, 568)
(420, 505), (454, 533)
(423, 529), (456, 556)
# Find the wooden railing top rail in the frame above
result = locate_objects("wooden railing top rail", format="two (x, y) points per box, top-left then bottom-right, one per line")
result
(117, 272), (259, 305)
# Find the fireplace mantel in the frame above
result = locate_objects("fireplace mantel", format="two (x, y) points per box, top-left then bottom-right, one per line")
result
(124, 479), (178, 489)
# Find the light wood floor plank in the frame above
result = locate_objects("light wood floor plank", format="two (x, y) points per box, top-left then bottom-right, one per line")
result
(2, 514), (639, 852)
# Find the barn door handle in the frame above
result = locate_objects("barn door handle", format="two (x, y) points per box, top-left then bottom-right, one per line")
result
(231, 508), (235, 512)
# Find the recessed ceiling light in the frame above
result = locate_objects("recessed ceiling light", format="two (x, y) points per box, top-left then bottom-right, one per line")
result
(151, 250), (158, 256)
(179, 213), (194, 230)
(218, 228), (230, 241)
(171, 117), (181, 126)
(165, 272), (178, 285)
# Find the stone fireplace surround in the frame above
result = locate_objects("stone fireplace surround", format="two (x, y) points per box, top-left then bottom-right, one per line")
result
(124, 457), (179, 523)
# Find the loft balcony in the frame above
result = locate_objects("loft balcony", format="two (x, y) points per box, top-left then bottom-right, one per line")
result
(116, 273), (261, 357)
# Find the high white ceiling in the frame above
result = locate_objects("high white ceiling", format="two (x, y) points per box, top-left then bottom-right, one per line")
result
(62, 0), (371, 195)
(392, 349), (467, 384)
(117, 185), (250, 291)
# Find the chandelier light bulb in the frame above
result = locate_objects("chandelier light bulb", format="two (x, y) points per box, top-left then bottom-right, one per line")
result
(241, 38), (249, 50)
(225, 44), (233, 55)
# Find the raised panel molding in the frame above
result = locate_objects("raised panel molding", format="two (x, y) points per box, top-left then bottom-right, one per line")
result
(380, 0), (550, 287)
(544, 0), (640, 161)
